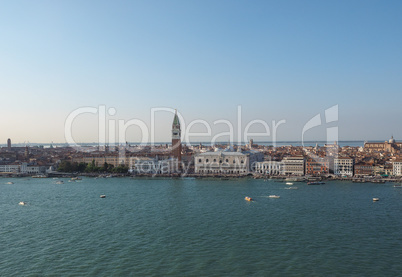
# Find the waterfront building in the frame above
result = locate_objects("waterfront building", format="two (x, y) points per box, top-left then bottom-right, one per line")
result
(354, 162), (374, 176)
(305, 158), (329, 176)
(384, 164), (393, 176)
(281, 156), (305, 176)
(0, 163), (20, 173)
(20, 162), (46, 174)
(72, 155), (130, 168)
(0, 162), (46, 174)
(373, 164), (386, 176)
(393, 160), (402, 176)
(334, 157), (354, 177)
(195, 149), (263, 175)
(254, 161), (282, 175)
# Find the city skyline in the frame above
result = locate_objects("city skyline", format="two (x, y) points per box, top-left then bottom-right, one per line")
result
(1, 0), (401, 143)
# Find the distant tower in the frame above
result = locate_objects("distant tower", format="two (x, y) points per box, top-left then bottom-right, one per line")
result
(7, 138), (11, 149)
(172, 110), (182, 170)
(25, 146), (29, 159)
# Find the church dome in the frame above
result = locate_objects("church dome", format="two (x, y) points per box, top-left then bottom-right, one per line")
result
(389, 136), (395, 144)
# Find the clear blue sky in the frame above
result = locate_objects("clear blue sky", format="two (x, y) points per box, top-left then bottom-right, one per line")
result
(0, 0), (401, 144)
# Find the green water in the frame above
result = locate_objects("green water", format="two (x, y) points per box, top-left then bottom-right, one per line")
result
(1, 177), (401, 276)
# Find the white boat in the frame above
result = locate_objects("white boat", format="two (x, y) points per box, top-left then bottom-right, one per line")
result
(393, 184), (402, 188)
(6, 182), (14, 185)
(100, 195), (106, 198)
(268, 195), (280, 198)
(286, 187), (298, 189)
(286, 182), (293, 185)
(56, 181), (64, 184)
(19, 201), (26, 206)
(373, 198), (379, 202)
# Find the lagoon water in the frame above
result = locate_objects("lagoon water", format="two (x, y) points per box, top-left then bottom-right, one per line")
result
(1, 177), (401, 276)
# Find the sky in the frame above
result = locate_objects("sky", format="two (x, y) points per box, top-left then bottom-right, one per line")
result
(0, 0), (401, 144)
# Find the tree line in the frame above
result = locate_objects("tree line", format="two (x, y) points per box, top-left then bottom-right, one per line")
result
(57, 160), (128, 173)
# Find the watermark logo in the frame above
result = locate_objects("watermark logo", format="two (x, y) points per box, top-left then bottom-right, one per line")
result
(301, 105), (339, 175)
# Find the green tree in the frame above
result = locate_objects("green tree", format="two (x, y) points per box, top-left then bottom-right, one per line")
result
(112, 165), (128, 173)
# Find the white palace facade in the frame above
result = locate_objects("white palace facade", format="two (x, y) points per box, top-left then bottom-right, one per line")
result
(195, 149), (263, 175)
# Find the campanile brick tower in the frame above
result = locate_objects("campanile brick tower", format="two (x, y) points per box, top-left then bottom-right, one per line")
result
(172, 110), (182, 170)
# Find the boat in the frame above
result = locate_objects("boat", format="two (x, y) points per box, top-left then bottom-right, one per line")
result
(286, 182), (293, 185)
(71, 177), (82, 181)
(268, 195), (280, 198)
(393, 184), (402, 188)
(19, 201), (26, 206)
(286, 187), (298, 190)
(6, 182), (14, 185)
(32, 175), (46, 178)
(100, 195), (106, 198)
(307, 182), (325, 185)
(373, 198), (379, 202)
(244, 196), (253, 201)
(55, 181), (64, 184)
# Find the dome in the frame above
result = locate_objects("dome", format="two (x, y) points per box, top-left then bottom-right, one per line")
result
(389, 136), (395, 144)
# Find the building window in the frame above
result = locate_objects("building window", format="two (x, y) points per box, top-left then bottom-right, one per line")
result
(198, 159), (201, 163)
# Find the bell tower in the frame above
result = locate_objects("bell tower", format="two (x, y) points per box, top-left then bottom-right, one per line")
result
(172, 110), (182, 169)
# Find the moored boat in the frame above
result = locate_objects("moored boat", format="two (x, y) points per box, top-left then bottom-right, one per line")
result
(307, 182), (325, 185)
(32, 175), (46, 178)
